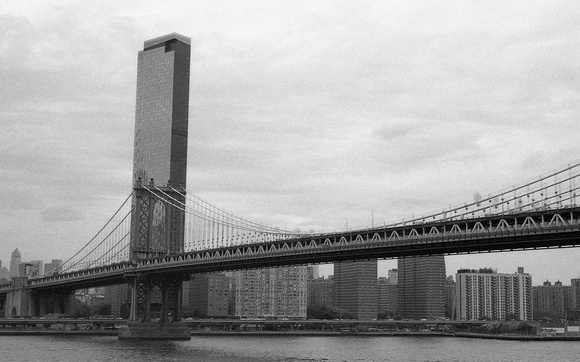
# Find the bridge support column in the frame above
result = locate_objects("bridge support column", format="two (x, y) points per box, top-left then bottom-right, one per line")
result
(5, 277), (32, 318)
(119, 274), (190, 340)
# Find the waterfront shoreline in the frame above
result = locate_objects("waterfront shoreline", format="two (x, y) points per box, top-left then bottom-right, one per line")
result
(0, 330), (118, 336)
(2, 329), (580, 341)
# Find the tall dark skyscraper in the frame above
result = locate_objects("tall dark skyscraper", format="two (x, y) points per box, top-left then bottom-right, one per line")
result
(130, 33), (191, 258)
(333, 260), (377, 320)
(132, 33), (191, 188)
(398, 255), (446, 319)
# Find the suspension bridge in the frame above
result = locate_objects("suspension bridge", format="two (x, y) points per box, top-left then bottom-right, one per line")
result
(0, 160), (578, 293)
(2, 32), (579, 340)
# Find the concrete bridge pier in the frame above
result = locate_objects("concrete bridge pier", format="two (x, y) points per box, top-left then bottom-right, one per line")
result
(5, 277), (32, 317)
(4, 278), (77, 318)
(118, 274), (190, 340)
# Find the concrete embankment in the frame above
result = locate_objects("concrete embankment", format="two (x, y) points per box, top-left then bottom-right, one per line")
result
(0, 330), (118, 336)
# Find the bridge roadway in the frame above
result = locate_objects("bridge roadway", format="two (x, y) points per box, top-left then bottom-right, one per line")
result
(3, 206), (580, 293)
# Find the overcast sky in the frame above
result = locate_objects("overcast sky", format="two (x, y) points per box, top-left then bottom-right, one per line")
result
(1, 1), (580, 283)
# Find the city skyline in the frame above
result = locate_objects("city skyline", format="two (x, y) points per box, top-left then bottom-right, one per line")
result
(1, 2), (580, 282)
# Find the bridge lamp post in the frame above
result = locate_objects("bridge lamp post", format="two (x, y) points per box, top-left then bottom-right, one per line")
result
(372, 210), (374, 228)
(345, 218), (348, 231)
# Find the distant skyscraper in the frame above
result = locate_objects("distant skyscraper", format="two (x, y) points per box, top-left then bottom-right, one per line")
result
(455, 267), (532, 321)
(18, 260), (43, 277)
(132, 33), (191, 188)
(9, 248), (21, 278)
(378, 269), (398, 317)
(130, 33), (191, 260)
(0, 266), (9, 282)
(235, 266), (307, 318)
(44, 259), (63, 276)
(307, 265), (320, 280)
(398, 256), (446, 319)
(333, 260), (377, 320)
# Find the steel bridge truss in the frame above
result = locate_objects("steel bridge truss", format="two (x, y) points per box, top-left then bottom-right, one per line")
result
(18, 206), (580, 292)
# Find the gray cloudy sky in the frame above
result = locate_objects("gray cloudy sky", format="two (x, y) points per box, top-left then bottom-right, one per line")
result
(1, 1), (580, 283)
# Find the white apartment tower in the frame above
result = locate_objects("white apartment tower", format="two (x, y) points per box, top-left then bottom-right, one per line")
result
(455, 267), (532, 321)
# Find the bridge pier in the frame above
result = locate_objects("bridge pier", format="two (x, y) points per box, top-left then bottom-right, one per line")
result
(5, 277), (32, 317)
(118, 274), (190, 340)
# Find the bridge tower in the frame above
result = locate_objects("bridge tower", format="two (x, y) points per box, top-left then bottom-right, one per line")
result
(119, 33), (191, 340)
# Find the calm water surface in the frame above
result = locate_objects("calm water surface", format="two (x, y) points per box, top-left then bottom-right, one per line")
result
(2, 335), (580, 361)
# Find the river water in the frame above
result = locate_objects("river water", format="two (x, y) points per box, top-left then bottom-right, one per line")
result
(2, 335), (580, 361)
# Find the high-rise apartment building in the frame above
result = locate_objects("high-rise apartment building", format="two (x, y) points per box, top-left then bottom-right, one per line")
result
(533, 280), (575, 320)
(44, 259), (63, 276)
(571, 278), (580, 310)
(455, 267), (533, 321)
(132, 33), (190, 188)
(377, 269), (398, 317)
(308, 275), (334, 309)
(235, 266), (307, 318)
(183, 273), (229, 317)
(18, 260), (43, 277)
(398, 256), (446, 319)
(103, 284), (131, 318)
(333, 260), (377, 320)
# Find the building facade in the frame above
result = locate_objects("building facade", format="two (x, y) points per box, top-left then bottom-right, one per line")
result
(533, 280), (575, 320)
(102, 284), (130, 318)
(333, 260), (377, 320)
(571, 278), (580, 310)
(18, 260), (43, 278)
(183, 273), (229, 317)
(132, 33), (190, 188)
(43, 259), (63, 276)
(308, 275), (334, 310)
(235, 266), (307, 318)
(455, 267), (533, 321)
(398, 256), (446, 319)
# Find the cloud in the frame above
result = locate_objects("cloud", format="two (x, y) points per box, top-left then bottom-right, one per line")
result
(1, 1), (580, 283)
(40, 205), (85, 222)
